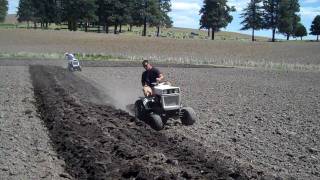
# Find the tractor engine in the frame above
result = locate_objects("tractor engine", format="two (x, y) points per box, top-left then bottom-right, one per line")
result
(153, 84), (181, 111)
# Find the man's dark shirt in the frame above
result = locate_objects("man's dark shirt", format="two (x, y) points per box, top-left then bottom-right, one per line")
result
(141, 67), (161, 87)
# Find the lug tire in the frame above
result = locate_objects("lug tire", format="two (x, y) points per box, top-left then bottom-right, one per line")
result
(180, 107), (196, 125)
(149, 113), (164, 131)
(134, 100), (146, 121)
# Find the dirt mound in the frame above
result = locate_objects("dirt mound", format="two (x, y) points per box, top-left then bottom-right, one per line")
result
(29, 65), (274, 179)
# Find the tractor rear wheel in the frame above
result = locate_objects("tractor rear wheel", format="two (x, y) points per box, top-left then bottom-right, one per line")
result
(134, 100), (146, 121)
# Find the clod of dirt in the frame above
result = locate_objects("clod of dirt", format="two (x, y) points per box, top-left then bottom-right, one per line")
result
(307, 147), (319, 155)
(24, 109), (33, 115)
(59, 173), (72, 179)
(166, 159), (179, 166)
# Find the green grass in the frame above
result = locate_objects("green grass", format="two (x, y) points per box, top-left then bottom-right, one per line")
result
(0, 52), (126, 61)
(1, 52), (319, 72)
(0, 52), (63, 59)
(0, 23), (17, 28)
(74, 53), (126, 61)
(0, 23), (31, 29)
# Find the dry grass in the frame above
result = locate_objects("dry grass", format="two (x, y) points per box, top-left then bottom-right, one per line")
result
(4, 14), (18, 24)
(0, 29), (320, 71)
(125, 26), (268, 41)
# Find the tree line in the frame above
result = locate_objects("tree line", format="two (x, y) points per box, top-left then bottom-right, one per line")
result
(0, 0), (8, 22)
(1, 0), (320, 41)
(16, 0), (172, 37)
(200, 0), (320, 41)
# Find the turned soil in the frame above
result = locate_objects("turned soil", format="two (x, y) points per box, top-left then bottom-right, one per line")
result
(29, 65), (263, 180)
(1, 60), (319, 180)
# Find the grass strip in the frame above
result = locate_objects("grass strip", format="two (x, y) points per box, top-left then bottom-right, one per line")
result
(0, 52), (319, 72)
(0, 52), (126, 61)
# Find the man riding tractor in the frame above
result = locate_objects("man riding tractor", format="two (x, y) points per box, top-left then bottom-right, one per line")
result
(141, 60), (164, 97)
(64, 52), (82, 71)
(135, 60), (196, 130)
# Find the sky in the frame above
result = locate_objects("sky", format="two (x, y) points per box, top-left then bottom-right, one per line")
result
(8, 0), (320, 40)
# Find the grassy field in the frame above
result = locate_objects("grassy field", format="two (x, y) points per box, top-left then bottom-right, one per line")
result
(0, 27), (319, 71)
(4, 14), (18, 24)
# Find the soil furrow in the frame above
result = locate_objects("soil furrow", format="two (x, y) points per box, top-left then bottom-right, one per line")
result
(29, 65), (272, 179)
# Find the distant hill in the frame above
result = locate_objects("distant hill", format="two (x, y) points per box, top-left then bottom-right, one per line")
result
(4, 14), (17, 24)
(146, 27), (268, 41)
(3, 14), (267, 41)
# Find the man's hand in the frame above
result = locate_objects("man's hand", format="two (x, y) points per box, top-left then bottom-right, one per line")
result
(143, 86), (152, 97)
(157, 73), (164, 83)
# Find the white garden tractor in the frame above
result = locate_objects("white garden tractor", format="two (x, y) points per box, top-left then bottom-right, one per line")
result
(134, 82), (197, 131)
(68, 59), (82, 72)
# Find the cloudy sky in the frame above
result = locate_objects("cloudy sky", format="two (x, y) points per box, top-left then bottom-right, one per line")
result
(8, 0), (320, 39)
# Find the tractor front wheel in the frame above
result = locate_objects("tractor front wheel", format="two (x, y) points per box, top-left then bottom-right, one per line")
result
(180, 107), (196, 125)
(149, 113), (164, 131)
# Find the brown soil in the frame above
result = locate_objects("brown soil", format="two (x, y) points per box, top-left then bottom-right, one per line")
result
(1, 59), (319, 179)
(29, 65), (270, 179)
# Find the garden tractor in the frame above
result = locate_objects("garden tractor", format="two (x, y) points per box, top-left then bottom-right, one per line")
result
(134, 82), (197, 130)
(68, 59), (82, 72)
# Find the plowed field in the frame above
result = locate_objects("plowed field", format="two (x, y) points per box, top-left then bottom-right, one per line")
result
(1, 60), (319, 180)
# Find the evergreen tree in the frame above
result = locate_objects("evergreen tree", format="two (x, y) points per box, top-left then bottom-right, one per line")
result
(143, 0), (161, 36)
(32, 0), (57, 28)
(263, 0), (280, 42)
(17, 0), (58, 29)
(54, 0), (63, 25)
(80, 0), (97, 32)
(96, 0), (115, 33)
(278, 0), (300, 40)
(240, 0), (264, 41)
(128, 0), (145, 31)
(61, 0), (97, 31)
(17, 0), (35, 27)
(124, 0), (155, 36)
(310, 15), (320, 41)
(112, 0), (131, 34)
(154, 0), (173, 37)
(200, 0), (235, 40)
(294, 23), (307, 40)
(0, 0), (8, 22)
(60, 0), (76, 31)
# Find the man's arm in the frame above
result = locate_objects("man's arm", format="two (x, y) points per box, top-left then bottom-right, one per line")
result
(141, 72), (147, 87)
(156, 73), (164, 82)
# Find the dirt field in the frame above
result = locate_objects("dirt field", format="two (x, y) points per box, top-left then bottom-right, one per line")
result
(0, 59), (319, 179)
(80, 64), (320, 179)
(0, 66), (68, 180)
